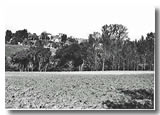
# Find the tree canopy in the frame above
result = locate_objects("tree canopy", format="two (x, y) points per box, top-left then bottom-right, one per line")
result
(5, 24), (155, 71)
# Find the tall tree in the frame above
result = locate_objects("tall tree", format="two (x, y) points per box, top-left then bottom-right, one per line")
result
(101, 24), (128, 71)
(54, 43), (83, 71)
(61, 34), (67, 44)
(10, 29), (28, 44)
(5, 30), (12, 43)
(137, 36), (148, 70)
(40, 31), (50, 40)
(88, 32), (101, 70)
(145, 32), (155, 70)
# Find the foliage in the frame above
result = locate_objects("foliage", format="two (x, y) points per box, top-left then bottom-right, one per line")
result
(102, 89), (154, 109)
(5, 44), (29, 57)
(10, 46), (51, 71)
(54, 43), (83, 71)
(5, 24), (155, 71)
(10, 29), (28, 44)
(5, 30), (12, 43)
(101, 24), (128, 71)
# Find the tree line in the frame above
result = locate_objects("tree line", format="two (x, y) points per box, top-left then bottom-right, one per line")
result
(5, 24), (155, 71)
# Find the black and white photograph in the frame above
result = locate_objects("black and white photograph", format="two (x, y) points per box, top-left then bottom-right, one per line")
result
(4, 0), (155, 110)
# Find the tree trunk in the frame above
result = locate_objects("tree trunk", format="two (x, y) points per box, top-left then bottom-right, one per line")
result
(117, 56), (120, 71)
(123, 60), (125, 71)
(81, 60), (84, 71)
(39, 62), (42, 72)
(150, 64), (152, 70)
(44, 63), (48, 72)
(112, 56), (115, 70)
(136, 63), (139, 71)
(127, 59), (130, 70)
(133, 62), (136, 71)
(144, 58), (146, 70)
(94, 53), (97, 71)
(19, 64), (23, 72)
(118, 64), (120, 71)
(102, 58), (105, 71)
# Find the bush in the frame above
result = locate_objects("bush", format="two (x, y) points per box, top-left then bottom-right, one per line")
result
(102, 89), (154, 109)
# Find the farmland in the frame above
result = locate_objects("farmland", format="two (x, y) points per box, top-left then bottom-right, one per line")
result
(5, 71), (154, 110)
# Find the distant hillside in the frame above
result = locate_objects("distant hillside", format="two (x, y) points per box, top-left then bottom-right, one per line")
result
(5, 44), (29, 57)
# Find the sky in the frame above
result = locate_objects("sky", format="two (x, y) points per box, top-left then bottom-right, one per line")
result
(4, 0), (155, 40)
